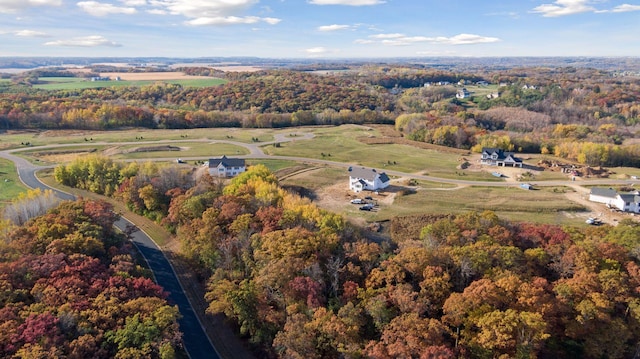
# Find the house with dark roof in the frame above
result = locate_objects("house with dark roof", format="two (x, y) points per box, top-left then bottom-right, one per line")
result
(349, 167), (390, 192)
(480, 148), (523, 167)
(589, 187), (640, 213)
(456, 88), (470, 99)
(208, 155), (246, 177)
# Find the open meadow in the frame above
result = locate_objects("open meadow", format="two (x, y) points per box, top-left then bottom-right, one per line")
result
(0, 128), (276, 149)
(34, 73), (227, 90)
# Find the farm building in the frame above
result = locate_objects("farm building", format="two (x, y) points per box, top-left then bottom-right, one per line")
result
(208, 155), (246, 177)
(480, 148), (523, 167)
(349, 167), (390, 192)
(589, 187), (640, 213)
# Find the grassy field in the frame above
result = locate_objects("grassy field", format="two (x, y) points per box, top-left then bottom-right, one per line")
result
(262, 125), (500, 180)
(33, 76), (227, 90)
(249, 159), (303, 174)
(110, 142), (249, 160)
(0, 158), (28, 206)
(15, 142), (249, 164)
(374, 185), (588, 225)
(0, 128), (277, 149)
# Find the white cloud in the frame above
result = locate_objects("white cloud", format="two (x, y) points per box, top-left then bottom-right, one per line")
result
(147, 8), (168, 14)
(369, 33), (404, 39)
(120, 0), (147, 5)
(430, 33), (500, 45)
(146, 0), (280, 26)
(14, 29), (50, 37)
(44, 35), (122, 47)
(309, 0), (384, 5)
(608, 4), (640, 12)
(77, 1), (137, 16)
(356, 33), (500, 46)
(531, 0), (595, 17)
(317, 24), (351, 32)
(381, 36), (430, 46)
(186, 16), (280, 26)
(305, 46), (329, 54)
(154, 0), (258, 18)
(0, 0), (62, 13)
(353, 39), (374, 44)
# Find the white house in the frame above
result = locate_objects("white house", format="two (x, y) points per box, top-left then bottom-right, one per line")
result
(349, 167), (390, 192)
(589, 188), (618, 205)
(589, 187), (640, 213)
(456, 88), (470, 99)
(480, 148), (523, 167)
(617, 193), (640, 213)
(208, 155), (246, 177)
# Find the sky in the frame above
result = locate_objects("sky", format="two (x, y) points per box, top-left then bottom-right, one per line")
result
(1, 0), (640, 58)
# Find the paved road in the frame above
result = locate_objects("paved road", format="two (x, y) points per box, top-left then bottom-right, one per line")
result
(0, 150), (219, 359)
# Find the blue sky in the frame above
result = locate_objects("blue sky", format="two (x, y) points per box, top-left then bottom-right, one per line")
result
(1, 0), (639, 58)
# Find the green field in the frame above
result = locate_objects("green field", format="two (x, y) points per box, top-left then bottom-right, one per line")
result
(33, 77), (227, 90)
(373, 185), (588, 225)
(111, 142), (249, 160)
(0, 158), (28, 206)
(263, 125), (499, 180)
(0, 128), (277, 149)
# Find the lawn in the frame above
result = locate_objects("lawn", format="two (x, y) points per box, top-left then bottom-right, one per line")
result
(262, 125), (499, 180)
(0, 158), (28, 206)
(110, 142), (249, 160)
(248, 159), (302, 174)
(33, 77), (227, 90)
(379, 185), (588, 225)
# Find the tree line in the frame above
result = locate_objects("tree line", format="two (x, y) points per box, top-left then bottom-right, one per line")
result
(0, 199), (183, 358)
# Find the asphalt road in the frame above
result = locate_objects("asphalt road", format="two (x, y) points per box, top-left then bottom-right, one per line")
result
(0, 150), (219, 359)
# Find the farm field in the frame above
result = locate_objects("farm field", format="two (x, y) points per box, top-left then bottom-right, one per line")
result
(34, 73), (227, 90)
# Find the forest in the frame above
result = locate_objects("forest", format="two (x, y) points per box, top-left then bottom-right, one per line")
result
(0, 196), (183, 358)
(2, 65), (640, 167)
(47, 158), (640, 358)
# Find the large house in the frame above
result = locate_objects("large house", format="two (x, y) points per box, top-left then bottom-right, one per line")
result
(208, 155), (246, 177)
(480, 148), (523, 167)
(456, 88), (470, 99)
(589, 187), (640, 213)
(349, 167), (390, 192)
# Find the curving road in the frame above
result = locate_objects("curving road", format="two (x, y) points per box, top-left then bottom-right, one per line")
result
(0, 150), (219, 359)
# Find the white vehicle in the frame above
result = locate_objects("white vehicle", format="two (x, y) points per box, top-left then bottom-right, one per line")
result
(350, 198), (364, 204)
